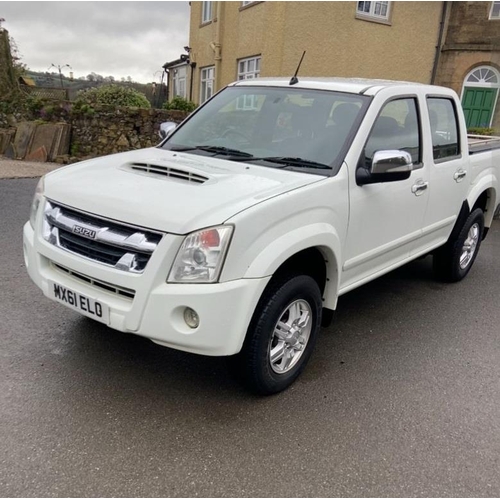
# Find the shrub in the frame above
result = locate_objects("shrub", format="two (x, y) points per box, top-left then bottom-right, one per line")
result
(467, 127), (496, 136)
(39, 104), (55, 121)
(0, 93), (23, 115)
(163, 96), (197, 112)
(75, 84), (151, 109)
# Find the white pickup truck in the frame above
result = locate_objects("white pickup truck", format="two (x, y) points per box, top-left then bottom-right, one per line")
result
(24, 78), (500, 394)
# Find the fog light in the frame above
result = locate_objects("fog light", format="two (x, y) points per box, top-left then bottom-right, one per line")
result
(184, 307), (199, 329)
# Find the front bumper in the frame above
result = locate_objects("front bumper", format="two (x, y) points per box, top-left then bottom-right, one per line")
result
(23, 222), (270, 356)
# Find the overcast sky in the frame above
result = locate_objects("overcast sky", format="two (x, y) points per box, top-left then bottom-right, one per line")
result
(1, 1), (190, 83)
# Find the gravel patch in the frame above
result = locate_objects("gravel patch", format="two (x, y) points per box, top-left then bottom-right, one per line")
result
(0, 157), (62, 179)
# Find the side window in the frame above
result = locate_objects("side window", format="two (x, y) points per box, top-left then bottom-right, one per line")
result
(364, 98), (420, 165)
(427, 98), (460, 161)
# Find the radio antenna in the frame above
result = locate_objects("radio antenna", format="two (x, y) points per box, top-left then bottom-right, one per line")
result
(289, 51), (306, 86)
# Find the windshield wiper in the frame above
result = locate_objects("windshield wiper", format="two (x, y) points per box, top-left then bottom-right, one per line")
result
(232, 156), (331, 170)
(170, 146), (330, 169)
(170, 145), (253, 157)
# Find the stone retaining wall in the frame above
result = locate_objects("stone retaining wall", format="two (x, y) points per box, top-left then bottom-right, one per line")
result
(0, 103), (190, 162)
(69, 106), (189, 159)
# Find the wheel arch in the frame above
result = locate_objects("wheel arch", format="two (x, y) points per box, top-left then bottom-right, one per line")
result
(468, 186), (497, 230)
(243, 224), (341, 310)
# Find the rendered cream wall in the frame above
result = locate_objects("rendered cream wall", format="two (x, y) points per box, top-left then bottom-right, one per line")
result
(189, 1), (443, 104)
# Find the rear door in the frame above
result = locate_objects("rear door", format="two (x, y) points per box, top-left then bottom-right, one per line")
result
(413, 96), (470, 255)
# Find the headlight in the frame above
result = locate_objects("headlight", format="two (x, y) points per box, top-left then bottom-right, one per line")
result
(29, 177), (45, 229)
(168, 225), (233, 283)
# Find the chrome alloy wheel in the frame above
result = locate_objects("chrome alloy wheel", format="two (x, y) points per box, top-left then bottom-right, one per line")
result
(459, 222), (480, 269)
(269, 299), (313, 374)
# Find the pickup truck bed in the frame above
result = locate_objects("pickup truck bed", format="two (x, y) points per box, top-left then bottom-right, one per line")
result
(468, 134), (500, 154)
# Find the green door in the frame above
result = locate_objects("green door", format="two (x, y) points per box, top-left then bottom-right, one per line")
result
(462, 87), (498, 128)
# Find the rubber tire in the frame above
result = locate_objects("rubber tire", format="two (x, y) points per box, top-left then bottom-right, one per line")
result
(235, 275), (322, 395)
(433, 208), (484, 283)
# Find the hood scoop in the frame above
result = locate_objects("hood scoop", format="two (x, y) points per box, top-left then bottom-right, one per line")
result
(127, 161), (209, 184)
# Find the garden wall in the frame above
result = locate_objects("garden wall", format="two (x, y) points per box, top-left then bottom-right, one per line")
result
(0, 103), (190, 162)
(69, 106), (189, 159)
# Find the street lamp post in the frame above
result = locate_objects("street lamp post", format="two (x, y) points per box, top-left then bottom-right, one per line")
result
(49, 63), (71, 89)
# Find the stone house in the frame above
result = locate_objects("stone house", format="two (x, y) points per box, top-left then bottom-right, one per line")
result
(435, 1), (500, 130)
(164, 1), (444, 102)
(162, 55), (192, 102)
(164, 1), (500, 131)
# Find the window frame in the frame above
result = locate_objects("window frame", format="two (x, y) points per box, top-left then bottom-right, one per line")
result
(425, 95), (462, 164)
(489, 1), (500, 19)
(237, 55), (262, 81)
(200, 66), (215, 104)
(201, 1), (213, 24)
(172, 65), (187, 99)
(356, 1), (392, 23)
(239, 1), (262, 10)
(464, 66), (500, 87)
(359, 94), (423, 172)
(236, 56), (262, 110)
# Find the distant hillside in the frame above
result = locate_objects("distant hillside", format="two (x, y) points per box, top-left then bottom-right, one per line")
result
(23, 70), (167, 108)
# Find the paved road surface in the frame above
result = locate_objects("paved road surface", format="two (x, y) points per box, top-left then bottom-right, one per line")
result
(1, 178), (500, 497)
(0, 158), (60, 179)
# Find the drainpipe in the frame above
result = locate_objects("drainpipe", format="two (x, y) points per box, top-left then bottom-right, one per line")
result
(189, 62), (197, 101)
(213, 1), (223, 91)
(164, 68), (169, 101)
(431, 1), (448, 85)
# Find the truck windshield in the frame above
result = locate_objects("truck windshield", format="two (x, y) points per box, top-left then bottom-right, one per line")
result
(160, 86), (370, 173)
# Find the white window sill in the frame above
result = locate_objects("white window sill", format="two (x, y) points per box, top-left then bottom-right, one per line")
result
(355, 13), (392, 26)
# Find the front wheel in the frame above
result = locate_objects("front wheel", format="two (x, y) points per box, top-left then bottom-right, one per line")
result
(235, 275), (322, 395)
(433, 208), (484, 282)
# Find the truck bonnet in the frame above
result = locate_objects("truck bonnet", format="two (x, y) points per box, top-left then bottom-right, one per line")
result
(42, 147), (323, 234)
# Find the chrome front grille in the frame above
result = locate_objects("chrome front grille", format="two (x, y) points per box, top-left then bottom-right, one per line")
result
(43, 201), (163, 273)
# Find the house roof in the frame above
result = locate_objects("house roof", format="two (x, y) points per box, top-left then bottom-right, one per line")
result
(162, 58), (189, 70)
(19, 76), (36, 86)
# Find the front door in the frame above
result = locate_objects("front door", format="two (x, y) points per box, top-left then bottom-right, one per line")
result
(462, 87), (497, 128)
(340, 97), (429, 293)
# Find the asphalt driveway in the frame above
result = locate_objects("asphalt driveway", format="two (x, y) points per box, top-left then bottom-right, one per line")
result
(1, 177), (500, 497)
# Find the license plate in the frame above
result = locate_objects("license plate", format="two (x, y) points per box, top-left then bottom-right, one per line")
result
(48, 281), (110, 324)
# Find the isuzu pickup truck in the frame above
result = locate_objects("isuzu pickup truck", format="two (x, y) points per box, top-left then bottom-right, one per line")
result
(24, 78), (500, 394)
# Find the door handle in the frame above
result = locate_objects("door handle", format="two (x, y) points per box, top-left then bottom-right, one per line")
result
(454, 169), (467, 182)
(411, 181), (429, 196)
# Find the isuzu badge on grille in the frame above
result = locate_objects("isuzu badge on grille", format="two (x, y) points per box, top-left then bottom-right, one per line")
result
(72, 225), (97, 239)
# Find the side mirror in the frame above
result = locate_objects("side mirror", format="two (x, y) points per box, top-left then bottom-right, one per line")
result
(356, 150), (413, 186)
(371, 150), (413, 174)
(159, 121), (177, 140)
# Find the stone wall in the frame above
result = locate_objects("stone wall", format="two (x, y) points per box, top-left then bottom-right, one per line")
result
(68, 106), (189, 159)
(444, 2), (500, 48)
(435, 1), (500, 131)
(1, 103), (190, 162)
